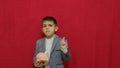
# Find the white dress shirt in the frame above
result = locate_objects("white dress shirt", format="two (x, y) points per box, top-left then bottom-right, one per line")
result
(45, 35), (55, 68)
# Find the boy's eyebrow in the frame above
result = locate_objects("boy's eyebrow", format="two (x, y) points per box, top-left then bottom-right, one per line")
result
(43, 23), (54, 25)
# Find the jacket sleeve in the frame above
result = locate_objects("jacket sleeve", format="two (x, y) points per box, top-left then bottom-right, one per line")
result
(33, 40), (40, 66)
(60, 40), (71, 62)
(61, 48), (71, 62)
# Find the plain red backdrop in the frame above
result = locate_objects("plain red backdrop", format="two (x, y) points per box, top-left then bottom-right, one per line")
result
(0, 0), (120, 68)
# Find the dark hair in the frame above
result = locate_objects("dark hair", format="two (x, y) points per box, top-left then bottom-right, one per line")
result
(42, 16), (57, 26)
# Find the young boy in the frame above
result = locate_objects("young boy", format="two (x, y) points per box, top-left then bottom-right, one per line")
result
(33, 16), (71, 68)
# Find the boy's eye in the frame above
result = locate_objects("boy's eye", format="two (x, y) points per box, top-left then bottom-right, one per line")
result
(49, 24), (53, 27)
(42, 24), (53, 28)
(43, 25), (46, 27)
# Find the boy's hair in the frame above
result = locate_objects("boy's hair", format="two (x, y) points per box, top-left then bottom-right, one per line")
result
(42, 16), (57, 26)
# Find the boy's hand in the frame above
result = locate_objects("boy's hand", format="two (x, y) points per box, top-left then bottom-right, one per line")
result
(60, 37), (68, 49)
(35, 60), (44, 68)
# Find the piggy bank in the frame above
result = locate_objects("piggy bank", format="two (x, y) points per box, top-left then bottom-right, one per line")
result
(36, 51), (49, 66)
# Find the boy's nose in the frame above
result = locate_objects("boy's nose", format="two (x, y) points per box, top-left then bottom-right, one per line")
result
(46, 26), (49, 29)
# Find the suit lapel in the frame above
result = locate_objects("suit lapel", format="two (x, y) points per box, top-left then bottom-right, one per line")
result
(40, 38), (46, 52)
(41, 35), (59, 54)
(50, 35), (58, 55)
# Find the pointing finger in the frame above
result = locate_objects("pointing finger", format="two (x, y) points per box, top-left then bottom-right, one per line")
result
(62, 37), (65, 41)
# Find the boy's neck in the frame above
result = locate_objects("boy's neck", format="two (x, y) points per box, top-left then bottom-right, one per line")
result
(45, 34), (56, 39)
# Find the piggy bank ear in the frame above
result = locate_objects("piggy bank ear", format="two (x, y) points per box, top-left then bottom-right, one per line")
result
(44, 51), (48, 55)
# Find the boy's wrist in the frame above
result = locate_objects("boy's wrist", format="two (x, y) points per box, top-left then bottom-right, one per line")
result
(61, 48), (68, 54)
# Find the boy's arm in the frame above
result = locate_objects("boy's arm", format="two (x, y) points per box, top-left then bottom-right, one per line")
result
(33, 40), (40, 67)
(60, 38), (71, 62)
(33, 40), (45, 68)
(61, 48), (71, 62)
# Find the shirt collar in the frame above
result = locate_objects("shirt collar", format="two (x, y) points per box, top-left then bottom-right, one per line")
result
(46, 34), (55, 41)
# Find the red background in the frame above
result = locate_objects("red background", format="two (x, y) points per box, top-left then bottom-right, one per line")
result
(0, 0), (120, 68)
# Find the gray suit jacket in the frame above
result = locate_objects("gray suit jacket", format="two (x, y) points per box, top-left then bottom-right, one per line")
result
(33, 35), (71, 68)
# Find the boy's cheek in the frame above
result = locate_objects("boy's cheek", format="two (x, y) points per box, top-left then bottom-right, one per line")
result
(42, 29), (46, 33)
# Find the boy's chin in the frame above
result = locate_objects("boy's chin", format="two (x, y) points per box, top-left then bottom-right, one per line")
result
(45, 34), (54, 38)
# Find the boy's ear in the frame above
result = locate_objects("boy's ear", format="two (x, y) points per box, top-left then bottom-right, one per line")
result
(55, 26), (58, 31)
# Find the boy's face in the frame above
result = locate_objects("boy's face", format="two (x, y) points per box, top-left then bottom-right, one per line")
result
(42, 21), (58, 38)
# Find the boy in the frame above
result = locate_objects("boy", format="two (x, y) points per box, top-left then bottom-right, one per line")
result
(33, 16), (71, 68)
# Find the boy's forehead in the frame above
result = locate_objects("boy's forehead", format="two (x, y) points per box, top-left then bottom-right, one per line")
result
(42, 21), (54, 24)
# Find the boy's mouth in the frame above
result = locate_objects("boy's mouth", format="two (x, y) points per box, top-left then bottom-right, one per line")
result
(46, 31), (50, 32)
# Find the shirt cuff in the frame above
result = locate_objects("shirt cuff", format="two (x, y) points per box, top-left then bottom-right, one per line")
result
(61, 48), (68, 54)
